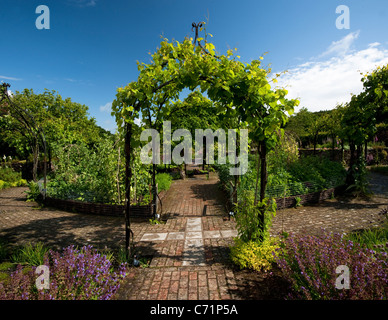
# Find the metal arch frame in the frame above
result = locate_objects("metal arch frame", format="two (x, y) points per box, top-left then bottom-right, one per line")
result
(123, 23), (224, 260)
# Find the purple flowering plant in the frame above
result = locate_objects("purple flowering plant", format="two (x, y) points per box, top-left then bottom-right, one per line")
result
(274, 230), (388, 300)
(0, 245), (128, 300)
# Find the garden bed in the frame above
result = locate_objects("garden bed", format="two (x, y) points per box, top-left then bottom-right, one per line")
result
(42, 184), (170, 219)
(223, 184), (347, 213)
(274, 184), (347, 210)
(43, 197), (153, 219)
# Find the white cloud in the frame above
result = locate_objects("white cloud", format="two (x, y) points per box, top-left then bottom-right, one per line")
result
(274, 32), (388, 112)
(67, 0), (97, 7)
(0, 75), (22, 81)
(99, 101), (112, 112)
(319, 30), (360, 57)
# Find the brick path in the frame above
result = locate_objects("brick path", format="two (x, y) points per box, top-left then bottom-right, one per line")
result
(115, 172), (248, 299)
(0, 169), (387, 300)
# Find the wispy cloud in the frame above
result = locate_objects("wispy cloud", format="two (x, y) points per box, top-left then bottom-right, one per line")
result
(319, 30), (360, 58)
(99, 101), (112, 112)
(67, 0), (97, 7)
(274, 32), (388, 112)
(0, 75), (22, 81)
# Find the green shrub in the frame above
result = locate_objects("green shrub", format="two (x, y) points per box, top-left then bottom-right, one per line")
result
(0, 167), (21, 182)
(0, 262), (15, 272)
(346, 157), (370, 196)
(0, 180), (7, 190)
(11, 242), (49, 266)
(288, 156), (346, 189)
(345, 224), (388, 251)
(25, 181), (42, 202)
(294, 196), (302, 208)
(230, 237), (281, 272)
(155, 173), (172, 192)
(234, 190), (277, 242)
(0, 167), (27, 190)
(220, 154), (347, 201)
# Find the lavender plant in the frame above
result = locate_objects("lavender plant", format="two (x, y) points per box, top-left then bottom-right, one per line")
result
(0, 245), (128, 300)
(275, 230), (388, 300)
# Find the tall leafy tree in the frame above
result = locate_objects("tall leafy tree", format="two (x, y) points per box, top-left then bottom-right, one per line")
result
(1, 88), (109, 168)
(361, 64), (388, 124)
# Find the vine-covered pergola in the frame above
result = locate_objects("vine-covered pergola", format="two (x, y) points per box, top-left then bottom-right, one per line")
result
(112, 23), (299, 256)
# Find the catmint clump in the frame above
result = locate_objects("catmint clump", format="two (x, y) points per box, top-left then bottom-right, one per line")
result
(274, 230), (388, 300)
(0, 245), (128, 300)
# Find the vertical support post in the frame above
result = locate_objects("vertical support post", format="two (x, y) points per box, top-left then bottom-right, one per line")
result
(124, 121), (133, 259)
(258, 141), (267, 242)
(155, 183), (159, 216)
(43, 144), (47, 200)
(152, 163), (157, 218)
(259, 142), (267, 203)
(202, 136), (206, 170)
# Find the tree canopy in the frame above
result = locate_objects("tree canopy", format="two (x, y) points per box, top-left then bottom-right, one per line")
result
(0, 88), (110, 160)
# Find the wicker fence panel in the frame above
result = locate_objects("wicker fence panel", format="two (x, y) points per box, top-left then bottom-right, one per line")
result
(43, 197), (152, 219)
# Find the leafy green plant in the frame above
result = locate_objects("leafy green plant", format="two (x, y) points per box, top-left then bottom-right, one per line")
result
(155, 173), (172, 192)
(11, 242), (49, 266)
(288, 156), (346, 190)
(230, 237), (281, 272)
(138, 256), (152, 268)
(0, 167), (21, 182)
(294, 197), (302, 208)
(228, 154), (346, 202)
(0, 180), (6, 190)
(346, 157), (370, 196)
(0, 167), (27, 190)
(234, 190), (277, 242)
(149, 218), (164, 225)
(46, 136), (153, 206)
(115, 247), (130, 265)
(345, 224), (388, 251)
(25, 181), (42, 202)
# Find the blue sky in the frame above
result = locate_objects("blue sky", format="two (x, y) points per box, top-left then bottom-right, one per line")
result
(1, 0), (388, 132)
